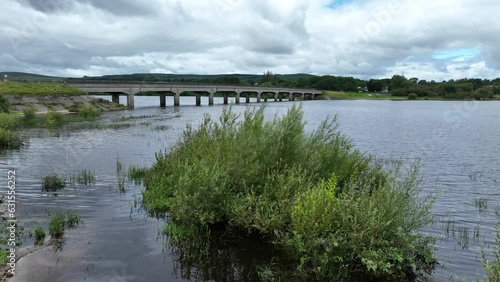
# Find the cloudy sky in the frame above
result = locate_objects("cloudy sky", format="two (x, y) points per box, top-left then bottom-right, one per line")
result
(0, 0), (499, 80)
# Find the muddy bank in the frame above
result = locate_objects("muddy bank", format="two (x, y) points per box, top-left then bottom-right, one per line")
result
(4, 95), (127, 113)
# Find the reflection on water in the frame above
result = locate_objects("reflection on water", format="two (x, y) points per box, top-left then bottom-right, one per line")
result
(0, 98), (499, 281)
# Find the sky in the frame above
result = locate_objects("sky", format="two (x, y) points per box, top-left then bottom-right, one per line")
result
(0, 0), (499, 81)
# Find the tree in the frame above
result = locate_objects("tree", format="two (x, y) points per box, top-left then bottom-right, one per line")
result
(390, 75), (407, 90)
(0, 95), (10, 113)
(260, 70), (278, 85)
(367, 79), (385, 92)
(474, 87), (493, 100)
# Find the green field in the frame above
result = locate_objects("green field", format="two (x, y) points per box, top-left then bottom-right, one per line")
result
(0, 82), (83, 96)
(323, 91), (394, 100)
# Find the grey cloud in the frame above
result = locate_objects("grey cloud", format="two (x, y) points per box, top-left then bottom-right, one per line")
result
(21, 0), (159, 16)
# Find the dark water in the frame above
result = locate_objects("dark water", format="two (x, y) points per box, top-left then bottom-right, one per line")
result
(1, 97), (499, 281)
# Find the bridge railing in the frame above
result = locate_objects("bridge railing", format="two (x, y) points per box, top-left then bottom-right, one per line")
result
(65, 79), (322, 91)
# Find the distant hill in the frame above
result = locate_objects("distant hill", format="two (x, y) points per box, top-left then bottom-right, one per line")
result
(0, 72), (65, 82)
(67, 73), (317, 85)
(0, 72), (317, 85)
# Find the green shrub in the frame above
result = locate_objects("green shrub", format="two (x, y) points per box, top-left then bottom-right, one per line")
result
(143, 104), (436, 280)
(128, 166), (148, 184)
(22, 106), (37, 122)
(48, 211), (82, 239)
(41, 175), (66, 191)
(33, 227), (45, 245)
(65, 211), (81, 228)
(48, 213), (66, 238)
(481, 226), (500, 282)
(45, 110), (64, 127)
(77, 105), (101, 119)
(408, 93), (417, 100)
(0, 95), (10, 113)
(0, 113), (18, 130)
(0, 128), (24, 150)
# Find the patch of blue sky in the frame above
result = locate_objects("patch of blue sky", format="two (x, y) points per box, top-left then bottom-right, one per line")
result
(432, 48), (480, 60)
(326, 0), (354, 9)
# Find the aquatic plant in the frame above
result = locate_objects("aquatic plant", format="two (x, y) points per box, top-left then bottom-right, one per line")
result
(153, 125), (168, 131)
(33, 227), (45, 245)
(45, 110), (64, 127)
(118, 177), (126, 193)
(41, 175), (66, 191)
(69, 169), (96, 185)
(48, 211), (82, 239)
(116, 158), (123, 174)
(143, 104), (436, 280)
(475, 198), (488, 213)
(0, 128), (24, 150)
(77, 105), (101, 119)
(48, 213), (66, 238)
(65, 211), (81, 228)
(128, 166), (148, 184)
(481, 226), (499, 282)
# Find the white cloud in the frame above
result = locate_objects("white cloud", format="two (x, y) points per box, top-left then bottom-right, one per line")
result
(0, 0), (499, 80)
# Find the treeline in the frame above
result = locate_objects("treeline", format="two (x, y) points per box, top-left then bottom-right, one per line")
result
(258, 70), (365, 91)
(368, 75), (500, 99)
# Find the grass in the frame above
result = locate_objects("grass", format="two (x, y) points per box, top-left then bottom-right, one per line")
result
(48, 211), (82, 239)
(41, 175), (66, 191)
(48, 213), (66, 238)
(65, 211), (81, 228)
(0, 222), (24, 266)
(118, 177), (126, 193)
(116, 159), (123, 174)
(475, 198), (488, 213)
(128, 166), (148, 184)
(153, 125), (168, 131)
(323, 91), (393, 100)
(0, 112), (25, 150)
(143, 104), (436, 280)
(480, 225), (500, 282)
(0, 82), (83, 96)
(33, 227), (45, 245)
(69, 169), (96, 185)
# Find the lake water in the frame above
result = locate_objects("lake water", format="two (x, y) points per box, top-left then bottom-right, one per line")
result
(1, 97), (499, 281)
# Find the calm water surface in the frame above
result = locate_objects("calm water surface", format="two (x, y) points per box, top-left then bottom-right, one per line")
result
(1, 97), (499, 281)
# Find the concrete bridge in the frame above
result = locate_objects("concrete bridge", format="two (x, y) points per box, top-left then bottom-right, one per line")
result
(67, 83), (324, 108)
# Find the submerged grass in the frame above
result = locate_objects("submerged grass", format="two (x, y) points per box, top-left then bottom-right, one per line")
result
(480, 225), (500, 282)
(33, 227), (45, 245)
(128, 166), (148, 184)
(69, 169), (95, 185)
(41, 174), (66, 191)
(48, 211), (82, 239)
(143, 104), (436, 280)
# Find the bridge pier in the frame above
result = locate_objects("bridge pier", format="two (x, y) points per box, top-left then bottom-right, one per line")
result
(196, 93), (201, 106)
(160, 93), (166, 107)
(301, 93), (305, 101)
(256, 92), (261, 103)
(246, 93), (250, 103)
(209, 92), (214, 106)
(174, 92), (180, 106)
(112, 93), (120, 104)
(311, 93), (315, 100)
(127, 93), (135, 108)
(279, 93), (282, 102)
(235, 92), (240, 104)
(274, 93), (278, 102)
(223, 93), (228, 105)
